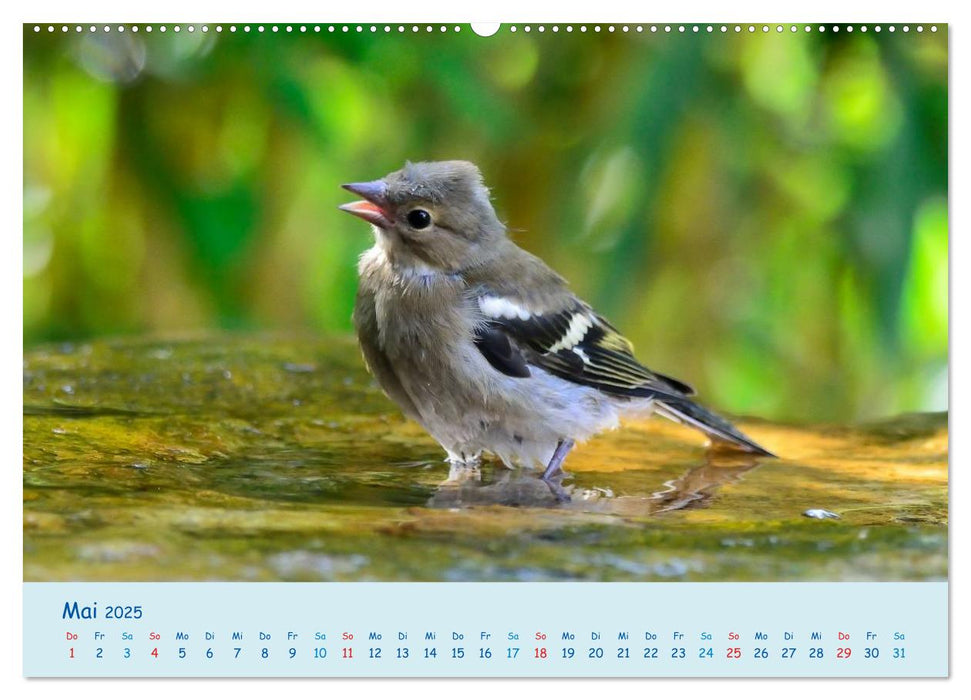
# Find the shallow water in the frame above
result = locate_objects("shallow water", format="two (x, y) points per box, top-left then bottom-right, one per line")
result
(23, 335), (948, 582)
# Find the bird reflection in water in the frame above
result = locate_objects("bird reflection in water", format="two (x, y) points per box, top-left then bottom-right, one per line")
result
(426, 450), (762, 515)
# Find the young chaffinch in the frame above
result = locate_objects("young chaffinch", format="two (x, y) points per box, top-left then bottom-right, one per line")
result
(340, 160), (773, 494)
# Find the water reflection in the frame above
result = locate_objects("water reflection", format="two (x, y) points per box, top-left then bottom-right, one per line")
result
(22, 337), (949, 582)
(649, 453), (761, 514)
(427, 452), (761, 515)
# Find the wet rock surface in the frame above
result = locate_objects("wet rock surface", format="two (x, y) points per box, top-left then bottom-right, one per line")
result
(24, 335), (948, 581)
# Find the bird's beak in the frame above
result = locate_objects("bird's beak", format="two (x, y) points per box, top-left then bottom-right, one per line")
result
(339, 180), (393, 228)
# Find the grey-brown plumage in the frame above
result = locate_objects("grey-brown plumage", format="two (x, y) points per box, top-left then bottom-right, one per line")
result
(340, 160), (773, 485)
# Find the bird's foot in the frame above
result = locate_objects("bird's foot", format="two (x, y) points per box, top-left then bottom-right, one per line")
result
(445, 450), (481, 467)
(542, 476), (572, 503)
(541, 439), (575, 503)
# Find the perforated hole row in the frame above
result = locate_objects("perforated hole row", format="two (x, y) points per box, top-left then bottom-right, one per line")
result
(507, 24), (938, 33)
(30, 24), (941, 35)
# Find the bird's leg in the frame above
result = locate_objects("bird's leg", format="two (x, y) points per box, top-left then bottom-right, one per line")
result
(542, 439), (574, 481)
(542, 439), (574, 502)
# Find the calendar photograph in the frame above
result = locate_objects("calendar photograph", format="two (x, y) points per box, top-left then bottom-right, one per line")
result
(24, 22), (947, 590)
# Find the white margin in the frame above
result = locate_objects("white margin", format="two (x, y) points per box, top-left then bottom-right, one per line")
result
(3, 0), (963, 698)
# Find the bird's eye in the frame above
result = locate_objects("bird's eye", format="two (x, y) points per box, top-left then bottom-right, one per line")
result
(406, 209), (432, 229)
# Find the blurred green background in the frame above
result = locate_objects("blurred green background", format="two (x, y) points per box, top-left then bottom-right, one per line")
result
(23, 25), (947, 424)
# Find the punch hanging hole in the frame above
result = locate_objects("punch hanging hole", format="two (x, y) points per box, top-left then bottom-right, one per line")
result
(471, 23), (500, 37)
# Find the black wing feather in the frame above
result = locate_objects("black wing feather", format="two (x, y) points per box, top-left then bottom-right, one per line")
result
(473, 326), (531, 378)
(475, 297), (691, 400)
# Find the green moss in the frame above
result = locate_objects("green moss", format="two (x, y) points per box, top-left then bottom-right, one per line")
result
(24, 335), (948, 582)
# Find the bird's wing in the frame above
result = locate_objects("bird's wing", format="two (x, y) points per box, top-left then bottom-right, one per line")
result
(473, 324), (531, 378)
(471, 288), (694, 400)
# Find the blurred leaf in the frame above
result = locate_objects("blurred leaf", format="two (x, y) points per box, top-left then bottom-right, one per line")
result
(900, 197), (948, 357)
(22, 26), (949, 422)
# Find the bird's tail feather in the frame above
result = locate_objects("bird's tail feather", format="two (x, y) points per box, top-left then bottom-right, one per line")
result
(655, 397), (775, 457)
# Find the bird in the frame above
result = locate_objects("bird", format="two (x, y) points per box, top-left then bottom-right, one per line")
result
(339, 160), (773, 496)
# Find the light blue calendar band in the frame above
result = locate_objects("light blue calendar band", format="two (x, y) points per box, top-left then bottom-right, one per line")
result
(24, 582), (947, 677)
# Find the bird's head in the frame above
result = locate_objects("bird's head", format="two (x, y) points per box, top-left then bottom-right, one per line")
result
(340, 160), (506, 273)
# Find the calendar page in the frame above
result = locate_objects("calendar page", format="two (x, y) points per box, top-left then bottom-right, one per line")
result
(22, 20), (948, 679)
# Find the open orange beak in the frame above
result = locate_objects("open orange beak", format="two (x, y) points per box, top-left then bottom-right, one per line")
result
(339, 180), (393, 228)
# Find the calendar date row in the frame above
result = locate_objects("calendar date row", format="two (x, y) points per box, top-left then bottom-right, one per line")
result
(65, 643), (910, 662)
